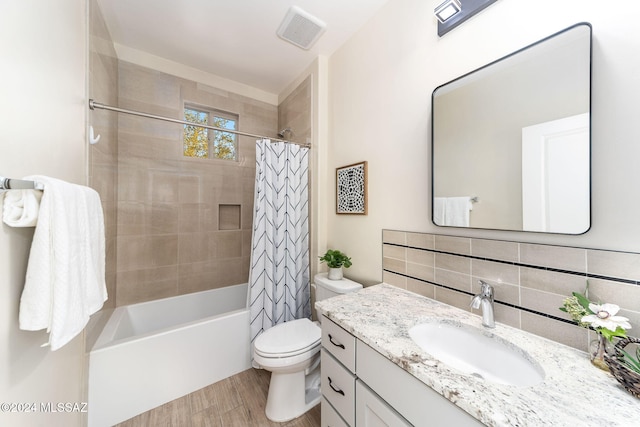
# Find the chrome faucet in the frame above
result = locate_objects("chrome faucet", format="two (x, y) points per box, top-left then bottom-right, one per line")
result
(470, 280), (495, 328)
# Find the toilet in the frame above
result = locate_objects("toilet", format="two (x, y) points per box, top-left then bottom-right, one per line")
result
(253, 273), (363, 422)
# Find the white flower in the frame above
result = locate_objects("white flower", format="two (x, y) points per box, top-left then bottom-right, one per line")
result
(581, 303), (632, 332)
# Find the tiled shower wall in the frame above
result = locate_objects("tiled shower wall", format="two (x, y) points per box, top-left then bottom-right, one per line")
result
(278, 76), (312, 146)
(382, 230), (640, 352)
(115, 61), (278, 306)
(89, 0), (118, 309)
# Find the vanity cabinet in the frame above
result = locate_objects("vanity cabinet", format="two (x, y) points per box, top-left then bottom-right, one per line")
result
(321, 316), (484, 427)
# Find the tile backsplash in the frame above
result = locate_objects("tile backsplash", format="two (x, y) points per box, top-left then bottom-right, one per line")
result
(382, 230), (640, 352)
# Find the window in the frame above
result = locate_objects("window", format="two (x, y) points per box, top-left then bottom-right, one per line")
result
(183, 105), (238, 161)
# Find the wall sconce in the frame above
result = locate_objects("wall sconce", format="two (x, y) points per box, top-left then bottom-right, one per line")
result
(434, 0), (462, 24)
(435, 0), (498, 37)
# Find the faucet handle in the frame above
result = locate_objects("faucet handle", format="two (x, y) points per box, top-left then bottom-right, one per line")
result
(478, 280), (494, 301)
(470, 294), (481, 309)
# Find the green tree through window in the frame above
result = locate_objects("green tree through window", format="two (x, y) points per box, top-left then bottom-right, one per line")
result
(184, 106), (237, 160)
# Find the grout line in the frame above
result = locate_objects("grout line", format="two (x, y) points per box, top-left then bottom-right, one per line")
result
(383, 269), (577, 326)
(383, 242), (639, 286)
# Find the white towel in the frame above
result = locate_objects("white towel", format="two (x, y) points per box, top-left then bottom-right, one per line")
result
(434, 196), (472, 226)
(18, 176), (107, 350)
(2, 189), (43, 227)
(434, 197), (446, 225)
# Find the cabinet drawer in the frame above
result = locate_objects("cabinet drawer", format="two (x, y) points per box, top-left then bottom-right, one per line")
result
(321, 349), (356, 426)
(322, 316), (356, 373)
(356, 341), (484, 426)
(321, 397), (349, 427)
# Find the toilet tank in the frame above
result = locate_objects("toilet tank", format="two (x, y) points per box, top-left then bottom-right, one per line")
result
(314, 273), (363, 302)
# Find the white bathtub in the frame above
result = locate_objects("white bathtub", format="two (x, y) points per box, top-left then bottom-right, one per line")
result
(88, 284), (251, 427)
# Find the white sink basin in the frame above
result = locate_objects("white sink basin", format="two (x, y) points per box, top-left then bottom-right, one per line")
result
(408, 321), (544, 387)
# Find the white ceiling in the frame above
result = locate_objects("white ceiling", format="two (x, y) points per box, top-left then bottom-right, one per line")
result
(97, 0), (391, 95)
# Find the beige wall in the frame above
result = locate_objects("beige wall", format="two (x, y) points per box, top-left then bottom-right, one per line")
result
(327, 0), (640, 285)
(0, 1), (87, 426)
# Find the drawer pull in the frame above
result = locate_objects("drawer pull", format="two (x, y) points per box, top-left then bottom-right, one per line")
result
(328, 334), (345, 349)
(327, 376), (345, 396)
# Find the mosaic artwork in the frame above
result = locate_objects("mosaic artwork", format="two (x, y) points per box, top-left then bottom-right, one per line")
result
(336, 161), (367, 214)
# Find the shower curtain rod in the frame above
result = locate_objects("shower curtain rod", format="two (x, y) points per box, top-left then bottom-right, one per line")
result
(88, 99), (310, 148)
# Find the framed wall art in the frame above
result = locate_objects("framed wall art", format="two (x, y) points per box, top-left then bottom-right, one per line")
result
(336, 161), (368, 215)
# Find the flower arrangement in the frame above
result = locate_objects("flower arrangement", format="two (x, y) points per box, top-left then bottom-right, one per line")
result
(560, 284), (637, 371)
(560, 291), (631, 342)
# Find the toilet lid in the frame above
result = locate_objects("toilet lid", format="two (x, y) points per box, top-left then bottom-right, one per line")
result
(254, 318), (321, 356)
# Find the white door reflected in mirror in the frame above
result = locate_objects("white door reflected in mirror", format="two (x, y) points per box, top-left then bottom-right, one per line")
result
(522, 113), (590, 233)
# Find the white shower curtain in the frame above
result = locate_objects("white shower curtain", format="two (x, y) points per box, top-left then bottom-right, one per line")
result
(249, 139), (310, 343)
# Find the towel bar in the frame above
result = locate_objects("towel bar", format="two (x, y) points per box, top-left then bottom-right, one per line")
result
(0, 176), (43, 191)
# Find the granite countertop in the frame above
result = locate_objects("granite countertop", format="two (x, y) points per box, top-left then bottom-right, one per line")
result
(315, 283), (640, 427)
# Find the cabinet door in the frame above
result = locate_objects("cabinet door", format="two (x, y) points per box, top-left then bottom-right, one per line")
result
(356, 381), (411, 427)
(322, 397), (349, 427)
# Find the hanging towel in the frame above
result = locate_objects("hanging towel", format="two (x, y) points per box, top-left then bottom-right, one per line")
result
(2, 189), (43, 227)
(18, 176), (107, 351)
(434, 196), (473, 226)
(434, 197), (446, 225)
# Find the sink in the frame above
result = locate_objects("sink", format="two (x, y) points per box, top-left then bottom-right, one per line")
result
(408, 321), (544, 387)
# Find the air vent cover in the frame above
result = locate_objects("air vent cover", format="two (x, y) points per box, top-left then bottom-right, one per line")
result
(277, 6), (326, 50)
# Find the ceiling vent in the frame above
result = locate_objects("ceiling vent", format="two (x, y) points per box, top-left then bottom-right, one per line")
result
(277, 6), (326, 50)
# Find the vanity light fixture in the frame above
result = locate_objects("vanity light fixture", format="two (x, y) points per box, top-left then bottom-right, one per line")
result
(436, 0), (499, 37)
(434, 0), (462, 24)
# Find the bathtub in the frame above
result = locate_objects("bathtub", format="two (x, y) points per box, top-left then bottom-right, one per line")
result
(88, 284), (251, 427)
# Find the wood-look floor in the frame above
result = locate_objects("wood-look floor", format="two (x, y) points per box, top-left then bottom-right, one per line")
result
(114, 368), (321, 427)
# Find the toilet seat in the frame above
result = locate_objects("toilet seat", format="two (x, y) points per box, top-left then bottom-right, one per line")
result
(254, 318), (321, 358)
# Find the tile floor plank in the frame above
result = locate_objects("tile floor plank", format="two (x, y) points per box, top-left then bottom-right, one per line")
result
(114, 368), (320, 427)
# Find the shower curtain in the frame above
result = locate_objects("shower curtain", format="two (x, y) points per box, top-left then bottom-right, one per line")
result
(249, 139), (310, 343)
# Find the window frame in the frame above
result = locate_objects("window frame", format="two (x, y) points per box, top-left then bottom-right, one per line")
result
(183, 103), (239, 162)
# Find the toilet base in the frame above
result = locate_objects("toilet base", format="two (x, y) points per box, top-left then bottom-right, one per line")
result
(265, 364), (321, 422)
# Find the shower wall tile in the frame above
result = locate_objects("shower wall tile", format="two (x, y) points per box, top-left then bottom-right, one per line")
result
(407, 248), (433, 267)
(116, 266), (178, 306)
(382, 230), (406, 245)
(520, 243), (586, 273)
(521, 312), (589, 351)
(406, 262), (434, 282)
(278, 76), (311, 145)
(434, 268), (471, 293)
(406, 232), (434, 250)
(435, 253), (470, 275)
(587, 249), (640, 280)
(383, 243), (406, 260)
(520, 287), (569, 321)
(383, 271), (406, 289)
(587, 277), (640, 310)
(407, 278), (435, 299)
(434, 287), (470, 312)
(471, 259), (519, 286)
(382, 230), (640, 354)
(89, 0), (118, 310)
(215, 231), (243, 258)
(471, 238), (519, 263)
(434, 235), (471, 255)
(115, 61), (277, 306)
(493, 304), (520, 329)
(382, 256), (406, 274)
